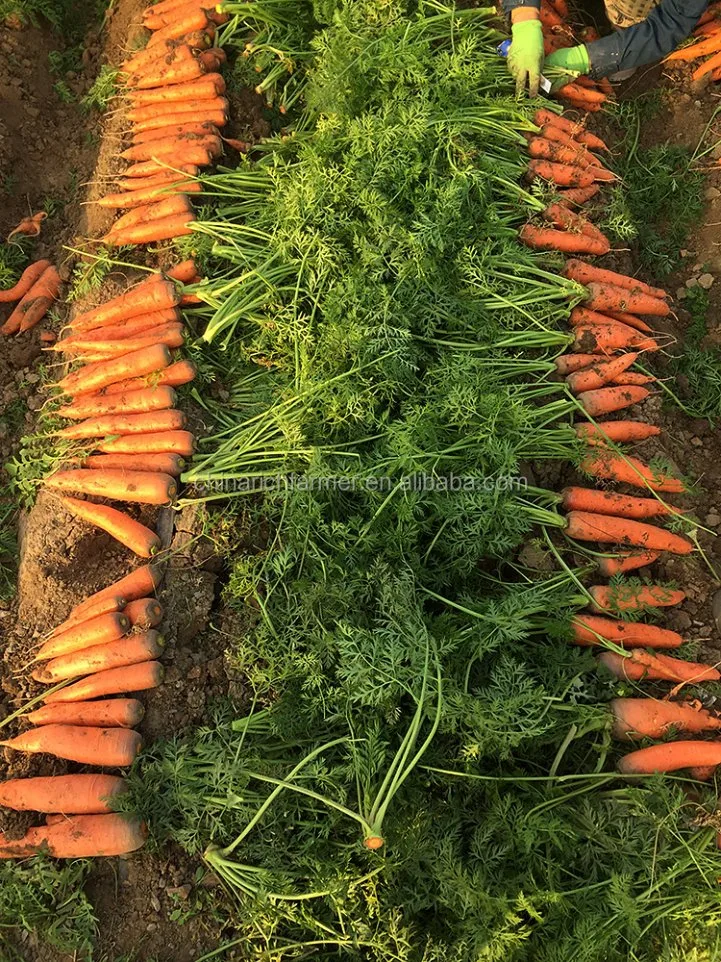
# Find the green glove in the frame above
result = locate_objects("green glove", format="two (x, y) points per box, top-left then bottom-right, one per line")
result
(507, 19), (544, 98)
(545, 44), (591, 74)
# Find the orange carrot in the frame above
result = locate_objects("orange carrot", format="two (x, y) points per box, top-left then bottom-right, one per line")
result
(118, 165), (199, 189)
(58, 345), (172, 397)
(27, 699), (145, 729)
(127, 95), (227, 124)
(124, 597), (163, 629)
(584, 282), (670, 317)
(533, 109), (608, 150)
(59, 496), (161, 558)
(147, 10), (212, 48)
(58, 409), (186, 440)
(693, 46), (721, 79)
(556, 184), (601, 206)
(62, 325), (185, 362)
(666, 32), (721, 61)
(72, 565), (161, 618)
(598, 649), (720, 683)
(527, 160), (596, 187)
(123, 151), (213, 178)
(566, 353), (639, 393)
(590, 584), (686, 612)
(569, 306), (623, 328)
(109, 196), (192, 235)
(1, 266), (61, 336)
(605, 309), (654, 333)
(563, 259), (667, 299)
(611, 372), (655, 387)
(121, 133), (221, 162)
(611, 698), (721, 740)
(558, 81), (607, 103)
(527, 136), (595, 167)
(575, 421), (661, 443)
(165, 259), (198, 282)
(579, 451), (686, 492)
(58, 310), (181, 350)
(519, 224), (609, 255)
(131, 57), (206, 90)
(598, 551), (660, 576)
(0, 813), (146, 859)
(131, 106), (228, 134)
(577, 385), (651, 416)
(101, 359), (197, 395)
(44, 661), (165, 703)
(561, 487), (678, 520)
(570, 614), (682, 648)
(83, 452), (186, 475)
(133, 121), (218, 144)
(0, 774), (128, 813)
(99, 181), (202, 209)
(45, 468), (177, 504)
(46, 596), (126, 639)
(129, 73), (226, 105)
(565, 510), (693, 554)
(57, 385), (177, 420)
(105, 214), (196, 246)
(0, 259), (51, 303)
(97, 430), (195, 456)
(33, 630), (164, 684)
(573, 322), (657, 354)
(0, 726), (142, 767)
(35, 611), (130, 662)
(69, 279), (178, 333)
(618, 741), (721, 775)
(554, 353), (599, 374)
(542, 202), (608, 244)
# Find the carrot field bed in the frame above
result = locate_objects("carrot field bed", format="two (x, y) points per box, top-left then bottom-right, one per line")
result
(4, 1), (721, 960)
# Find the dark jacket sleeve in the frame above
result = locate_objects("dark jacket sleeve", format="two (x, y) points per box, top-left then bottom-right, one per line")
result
(585, 0), (709, 77)
(501, 0), (540, 15)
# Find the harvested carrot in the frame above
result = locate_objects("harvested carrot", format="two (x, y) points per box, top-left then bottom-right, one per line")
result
(58, 410), (186, 441)
(58, 345), (172, 397)
(577, 385), (650, 416)
(519, 225), (609, 255)
(579, 451), (686, 492)
(533, 109), (608, 150)
(33, 630), (164, 684)
(131, 106), (228, 135)
(590, 584), (685, 612)
(1, 266), (61, 336)
(566, 353), (639, 394)
(618, 741), (721, 775)
(570, 614), (682, 648)
(584, 282), (670, 317)
(543, 202), (608, 242)
(59, 496), (161, 558)
(556, 184), (601, 206)
(74, 327), (185, 363)
(127, 95), (227, 124)
(57, 385), (177, 420)
(573, 323), (657, 354)
(569, 306), (623, 328)
(27, 699), (145, 729)
(147, 10), (212, 48)
(105, 215), (195, 247)
(561, 487), (678, 520)
(97, 430), (195, 456)
(611, 372), (655, 387)
(83, 452), (186, 475)
(58, 311), (181, 351)
(46, 596), (126, 640)
(598, 649), (720, 683)
(165, 259), (197, 282)
(605, 310), (654, 333)
(129, 73), (226, 105)
(1, 726), (142, 767)
(124, 597), (163, 629)
(0, 259), (51, 303)
(69, 280), (178, 333)
(124, 151), (214, 178)
(666, 32), (721, 61)
(611, 698), (721, 740)
(35, 611), (130, 662)
(133, 121), (219, 144)
(0, 813), (146, 859)
(44, 661), (165, 704)
(555, 353), (599, 374)
(565, 510), (693, 554)
(101, 359), (197, 395)
(109, 197), (191, 235)
(527, 136), (595, 167)
(46, 468), (178, 505)
(131, 57), (207, 90)
(99, 181), (201, 209)
(0, 774), (128, 814)
(558, 82), (607, 104)
(527, 160), (596, 187)
(118, 165), (199, 189)
(563, 259), (667, 299)
(121, 134), (221, 163)
(598, 551), (660, 576)
(693, 47), (721, 79)
(72, 565), (161, 618)
(575, 421), (661, 443)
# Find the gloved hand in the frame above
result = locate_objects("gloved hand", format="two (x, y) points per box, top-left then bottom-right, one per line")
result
(507, 19), (545, 98)
(545, 44), (591, 74)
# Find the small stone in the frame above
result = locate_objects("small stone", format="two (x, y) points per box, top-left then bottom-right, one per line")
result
(25, 105), (39, 119)
(680, 248), (692, 256)
(712, 589), (721, 630)
(150, 893), (161, 913)
(167, 884), (192, 900)
(705, 187), (721, 200)
(691, 436), (703, 446)
(698, 273), (715, 289)
(686, 276), (699, 289)
(706, 512), (721, 526)
(676, 287), (687, 300)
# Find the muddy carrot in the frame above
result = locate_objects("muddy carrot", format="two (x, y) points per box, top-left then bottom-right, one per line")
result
(44, 661), (165, 703)
(59, 496), (161, 558)
(120, 134), (221, 163)
(99, 181), (201, 209)
(519, 225), (609, 255)
(0, 726), (142, 767)
(57, 409), (186, 441)
(598, 649), (720, 683)
(27, 699), (145, 729)
(554, 353), (599, 374)
(101, 359), (197, 395)
(133, 121), (219, 144)
(575, 421), (661, 443)
(118, 165), (199, 188)
(563, 259), (667, 299)
(527, 160), (596, 187)
(105, 215), (196, 246)
(666, 32), (721, 61)
(131, 57), (206, 90)
(566, 353), (639, 393)
(1, 266), (61, 336)
(570, 614), (682, 648)
(83, 452), (186, 475)
(527, 136), (596, 167)
(0, 813), (146, 859)
(597, 551), (660, 576)
(565, 510), (693, 554)
(561, 487), (678, 520)
(605, 309), (654, 333)
(0, 774), (128, 814)
(579, 451), (686, 492)
(127, 95), (228, 124)
(35, 611), (130, 662)
(129, 73), (226, 105)
(33, 630), (164, 684)
(72, 565), (161, 618)
(131, 106), (228, 135)
(124, 598), (163, 629)
(611, 698), (721, 740)
(57, 385), (177, 420)
(590, 584), (686, 612)
(45, 468), (177, 504)
(57, 345), (172, 397)
(109, 196), (192, 235)
(584, 282), (670, 317)
(96, 430), (195, 456)
(533, 109), (608, 150)
(147, 10), (211, 47)
(556, 184), (601, 206)
(577, 385), (650, 416)
(573, 322), (657, 354)
(123, 151), (214, 178)
(0, 259), (51, 303)
(610, 372), (655, 386)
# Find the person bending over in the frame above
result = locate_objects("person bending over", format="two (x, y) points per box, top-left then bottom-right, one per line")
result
(505, 0), (710, 95)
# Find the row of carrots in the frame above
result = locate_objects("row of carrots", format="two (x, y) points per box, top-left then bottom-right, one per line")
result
(522, 110), (721, 786)
(0, 0), (233, 857)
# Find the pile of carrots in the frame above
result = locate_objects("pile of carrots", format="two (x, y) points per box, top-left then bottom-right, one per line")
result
(0, 260), (60, 336)
(98, 0), (232, 244)
(0, 565), (166, 857)
(528, 115), (721, 783)
(538, 0), (612, 109)
(665, 2), (721, 83)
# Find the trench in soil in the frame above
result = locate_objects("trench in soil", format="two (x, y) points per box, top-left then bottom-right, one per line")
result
(1, 4), (721, 961)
